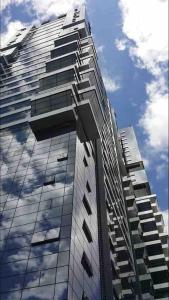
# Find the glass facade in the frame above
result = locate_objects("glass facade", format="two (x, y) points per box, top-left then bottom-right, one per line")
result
(0, 6), (168, 300)
(0, 9), (102, 300)
(0, 125), (75, 299)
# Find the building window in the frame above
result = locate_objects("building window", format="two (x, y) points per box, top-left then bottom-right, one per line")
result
(51, 42), (78, 59)
(54, 33), (79, 47)
(46, 54), (76, 73)
(43, 175), (55, 186)
(134, 185), (148, 198)
(31, 228), (60, 246)
(81, 252), (93, 278)
(92, 148), (95, 159)
(31, 90), (73, 117)
(83, 195), (92, 215)
(82, 220), (93, 243)
(127, 163), (142, 173)
(86, 181), (91, 193)
(83, 156), (88, 167)
(39, 69), (75, 91)
(57, 154), (68, 162)
(137, 202), (151, 212)
(84, 142), (90, 157)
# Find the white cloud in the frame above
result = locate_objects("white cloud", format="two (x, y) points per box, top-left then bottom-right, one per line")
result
(160, 153), (168, 162)
(119, 0), (168, 75)
(103, 74), (120, 93)
(0, 0), (86, 18)
(142, 157), (150, 169)
(0, 0), (24, 11)
(139, 78), (168, 151)
(118, 0), (168, 153)
(32, 0), (86, 19)
(1, 0), (86, 47)
(97, 45), (105, 53)
(156, 163), (167, 180)
(115, 38), (127, 51)
(0, 0), (13, 11)
(1, 20), (26, 48)
(162, 210), (169, 235)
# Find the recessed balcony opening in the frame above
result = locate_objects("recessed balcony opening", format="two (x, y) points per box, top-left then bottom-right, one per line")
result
(54, 32), (79, 48)
(46, 53), (78, 73)
(137, 201), (152, 212)
(81, 252), (93, 277)
(51, 41), (79, 59)
(134, 184), (149, 198)
(31, 123), (75, 141)
(31, 90), (74, 117)
(141, 220), (157, 232)
(39, 69), (76, 91)
(146, 243), (163, 256)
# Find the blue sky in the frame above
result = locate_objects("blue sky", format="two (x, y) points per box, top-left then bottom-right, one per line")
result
(1, 0), (168, 216)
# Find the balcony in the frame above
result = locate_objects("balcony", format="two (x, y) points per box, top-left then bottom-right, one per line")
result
(46, 52), (80, 74)
(140, 218), (157, 232)
(51, 41), (80, 59)
(145, 240), (163, 257)
(148, 254), (166, 267)
(153, 282), (169, 298)
(75, 99), (99, 141)
(54, 32), (80, 48)
(29, 85), (100, 142)
(29, 86), (77, 139)
(138, 210), (154, 220)
(150, 266), (169, 289)
(30, 104), (76, 140)
(39, 66), (80, 92)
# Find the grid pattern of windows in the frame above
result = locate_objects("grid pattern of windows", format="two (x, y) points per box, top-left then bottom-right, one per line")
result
(1, 100), (30, 114)
(0, 126), (75, 299)
(51, 42), (79, 59)
(46, 54), (77, 73)
(0, 20), (65, 114)
(54, 33), (79, 47)
(0, 10), (105, 297)
(68, 137), (101, 300)
(0, 6), (168, 300)
(31, 90), (74, 116)
(39, 69), (75, 91)
(0, 110), (30, 125)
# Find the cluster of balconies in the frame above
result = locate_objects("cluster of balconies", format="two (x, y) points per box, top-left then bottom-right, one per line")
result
(123, 174), (169, 299)
(29, 29), (104, 142)
(107, 211), (137, 299)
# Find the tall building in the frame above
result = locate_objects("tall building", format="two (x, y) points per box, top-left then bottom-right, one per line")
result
(0, 6), (168, 300)
(118, 127), (169, 300)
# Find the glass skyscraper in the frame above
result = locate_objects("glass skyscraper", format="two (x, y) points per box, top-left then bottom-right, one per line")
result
(0, 6), (168, 300)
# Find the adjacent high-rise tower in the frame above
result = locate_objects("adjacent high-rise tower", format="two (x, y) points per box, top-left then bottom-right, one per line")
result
(0, 6), (168, 300)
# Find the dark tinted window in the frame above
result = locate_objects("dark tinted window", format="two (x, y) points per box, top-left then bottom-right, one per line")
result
(46, 54), (76, 73)
(39, 69), (75, 91)
(51, 42), (78, 59)
(83, 195), (92, 215)
(81, 252), (93, 277)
